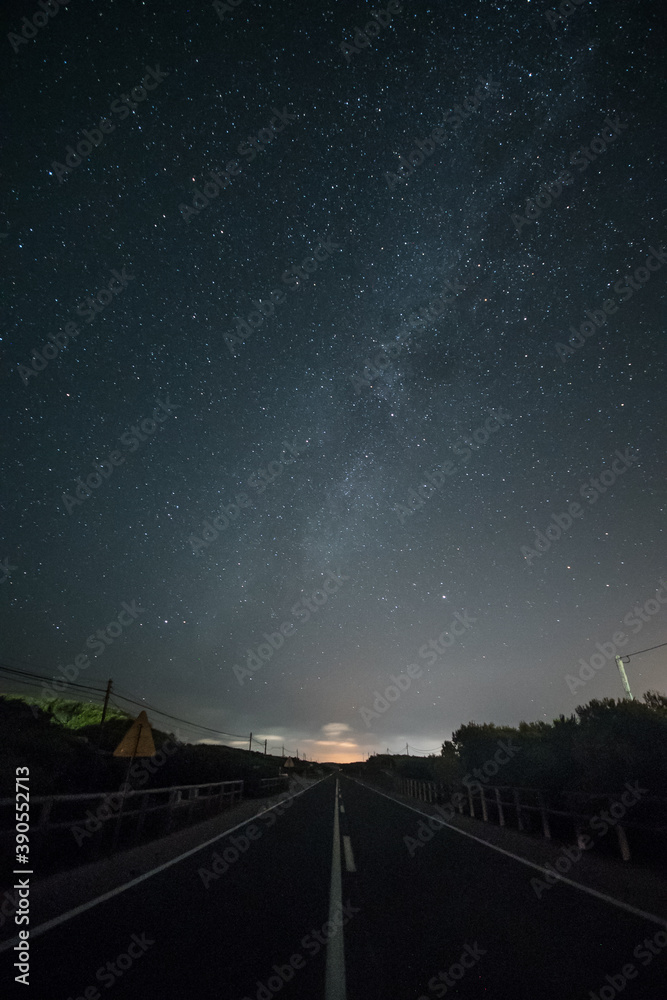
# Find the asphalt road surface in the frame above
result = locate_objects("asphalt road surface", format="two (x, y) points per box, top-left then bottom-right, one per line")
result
(4, 774), (666, 999)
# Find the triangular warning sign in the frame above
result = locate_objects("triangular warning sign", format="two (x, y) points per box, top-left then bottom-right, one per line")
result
(113, 711), (156, 758)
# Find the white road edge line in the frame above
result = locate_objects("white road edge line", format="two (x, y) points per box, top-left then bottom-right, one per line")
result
(342, 835), (356, 873)
(0, 775), (332, 955)
(348, 777), (667, 930)
(324, 778), (347, 1000)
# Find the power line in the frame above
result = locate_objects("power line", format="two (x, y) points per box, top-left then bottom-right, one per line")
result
(0, 661), (107, 695)
(110, 691), (248, 740)
(622, 639), (667, 659)
(0, 659), (254, 742)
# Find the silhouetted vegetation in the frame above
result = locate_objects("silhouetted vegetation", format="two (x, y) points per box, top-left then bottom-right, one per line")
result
(0, 695), (286, 796)
(360, 693), (667, 795)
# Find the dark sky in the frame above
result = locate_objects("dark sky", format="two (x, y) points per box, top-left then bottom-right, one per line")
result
(2, 0), (665, 761)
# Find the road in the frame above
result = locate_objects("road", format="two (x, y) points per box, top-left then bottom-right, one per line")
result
(4, 774), (666, 999)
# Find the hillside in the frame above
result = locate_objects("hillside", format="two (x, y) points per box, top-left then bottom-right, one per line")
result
(0, 695), (313, 796)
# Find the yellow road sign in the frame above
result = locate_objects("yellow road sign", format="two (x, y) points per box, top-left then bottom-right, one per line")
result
(113, 711), (156, 758)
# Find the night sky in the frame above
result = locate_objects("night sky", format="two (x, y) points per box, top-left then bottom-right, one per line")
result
(2, 0), (665, 762)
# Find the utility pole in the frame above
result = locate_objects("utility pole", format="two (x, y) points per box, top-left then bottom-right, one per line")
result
(615, 656), (634, 700)
(249, 732), (252, 751)
(282, 744), (285, 757)
(406, 743), (409, 756)
(97, 679), (112, 745)
(264, 739), (267, 755)
(296, 749), (299, 759)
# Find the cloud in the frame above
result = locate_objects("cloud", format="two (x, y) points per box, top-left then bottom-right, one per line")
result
(321, 722), (352, 738)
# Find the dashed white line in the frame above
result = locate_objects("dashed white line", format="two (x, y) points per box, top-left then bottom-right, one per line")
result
(325, 779), (347, 1000)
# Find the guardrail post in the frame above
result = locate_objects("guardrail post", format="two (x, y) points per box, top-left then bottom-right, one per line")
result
(513, 788), (524, 830)
(495, 787), (505, 827)
(467, 786), (475, 817)
(616, 824), (631, 861)
(480, 786), (488, 822)
(165, 789), (179, 834)
(537, 791), (551, 839)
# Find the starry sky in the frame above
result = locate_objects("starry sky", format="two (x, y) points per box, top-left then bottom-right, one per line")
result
(1, 0), (665, 762)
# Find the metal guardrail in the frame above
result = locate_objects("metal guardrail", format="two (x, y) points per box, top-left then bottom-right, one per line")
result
(0, 773), (290, 859)
(394, 778), (667, 861)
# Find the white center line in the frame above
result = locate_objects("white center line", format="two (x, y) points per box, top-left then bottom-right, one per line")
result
(325, 778), (347, 1000)
(339, 803), (345, 814)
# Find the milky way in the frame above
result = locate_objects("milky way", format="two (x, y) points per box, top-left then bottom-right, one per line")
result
(2, 0), (665, 760)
